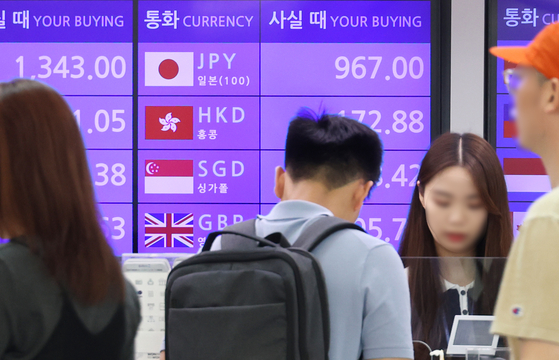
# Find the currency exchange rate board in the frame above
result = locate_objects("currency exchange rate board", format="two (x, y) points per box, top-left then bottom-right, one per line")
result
(0, 0), (433, 253)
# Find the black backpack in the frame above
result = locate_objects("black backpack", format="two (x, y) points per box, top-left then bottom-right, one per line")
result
(165, 216), (365, 360)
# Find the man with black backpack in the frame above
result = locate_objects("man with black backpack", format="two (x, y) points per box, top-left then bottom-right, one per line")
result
(162, 109), (413, 360)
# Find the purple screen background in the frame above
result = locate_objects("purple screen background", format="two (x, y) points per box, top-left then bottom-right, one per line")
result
(0, 0), (432, 254)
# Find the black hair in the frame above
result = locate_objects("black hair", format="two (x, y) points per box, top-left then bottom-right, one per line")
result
(285, 107), (383, 190)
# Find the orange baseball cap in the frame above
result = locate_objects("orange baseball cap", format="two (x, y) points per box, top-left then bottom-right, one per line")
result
(490, 21), (559, 80)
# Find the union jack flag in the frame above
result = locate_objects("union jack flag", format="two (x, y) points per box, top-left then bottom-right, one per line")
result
(145, 213), (194, 248)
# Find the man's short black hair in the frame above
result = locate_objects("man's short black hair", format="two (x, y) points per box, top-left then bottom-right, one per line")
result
(285, 108), (383, 190)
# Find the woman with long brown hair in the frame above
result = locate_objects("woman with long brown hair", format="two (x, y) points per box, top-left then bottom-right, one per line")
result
(0, 80), (140, 359)
(399, 133), (513, 358)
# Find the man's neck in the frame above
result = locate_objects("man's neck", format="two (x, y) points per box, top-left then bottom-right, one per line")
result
(537, 115), (559, 188)
(282, 181), (355, 221)
(538, 137), (559, 189)
(543, 156), (559, 189)
(283, 182), (335, 212)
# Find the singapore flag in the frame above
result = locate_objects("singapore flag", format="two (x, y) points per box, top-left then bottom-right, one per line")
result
(145, 160), (194, 194)
(145, 52), (194, 87)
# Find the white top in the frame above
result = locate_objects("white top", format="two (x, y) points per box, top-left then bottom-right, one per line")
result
(444, 279), (475, 315)
(404, 267), (475, 315)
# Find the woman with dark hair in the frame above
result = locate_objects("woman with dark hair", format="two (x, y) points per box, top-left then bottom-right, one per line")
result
(399, 133), (513, 358)
(0, 80), (140, 359)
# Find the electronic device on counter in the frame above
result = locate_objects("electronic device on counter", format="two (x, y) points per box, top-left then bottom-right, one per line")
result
(446, 315), (500, 356)
(122, 258), (171, 359)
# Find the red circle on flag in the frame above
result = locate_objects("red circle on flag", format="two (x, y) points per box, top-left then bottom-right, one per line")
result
(159, 59), (179, 80)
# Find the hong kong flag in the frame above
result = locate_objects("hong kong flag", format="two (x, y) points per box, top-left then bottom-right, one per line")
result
(145, 106), (193, 140)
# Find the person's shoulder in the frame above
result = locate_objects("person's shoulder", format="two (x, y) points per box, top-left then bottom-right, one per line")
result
(525, 187), (559, 222)
(0, 241), (34, 273)
(0, 244), (9, 277)
(0, 241), (27, 259)
(330, 227), (392, 251)
(0, 243), (28, 302)
(124, 279), (140, 308)
(512, 190), (559, 253)
(326, 227), (401, 269)
(122, 278), (141, 328)
(124, 279), (141, 309)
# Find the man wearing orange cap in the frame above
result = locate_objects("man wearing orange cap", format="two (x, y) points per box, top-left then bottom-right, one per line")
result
(489, 22), (559, 360)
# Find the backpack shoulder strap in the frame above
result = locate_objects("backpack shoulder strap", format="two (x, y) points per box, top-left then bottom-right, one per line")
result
(292, 216), (365, 252)
(220, 219), (258, 250)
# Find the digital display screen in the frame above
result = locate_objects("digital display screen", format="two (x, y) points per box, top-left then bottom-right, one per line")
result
(0, 0), (433, 254)
(453, 320), (494, 346)
(492, 0), (558, 223)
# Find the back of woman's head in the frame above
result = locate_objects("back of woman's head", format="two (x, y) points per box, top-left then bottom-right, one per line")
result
(0, 79), (123, 304)
(400, 132), (512, 258)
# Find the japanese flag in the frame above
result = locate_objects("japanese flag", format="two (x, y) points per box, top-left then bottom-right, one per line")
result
(145, 52), (194, 87)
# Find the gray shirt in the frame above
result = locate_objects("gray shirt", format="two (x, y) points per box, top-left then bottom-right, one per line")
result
(214, 200), (414, 360)
(0, 240), (141, 359)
